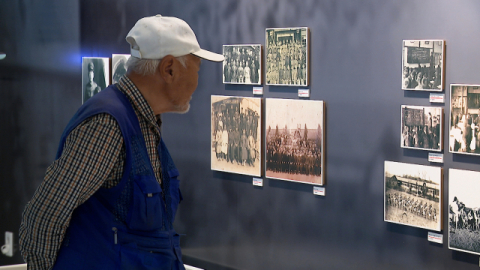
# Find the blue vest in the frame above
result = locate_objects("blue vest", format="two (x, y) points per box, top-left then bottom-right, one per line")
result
(53, 85), (184, 270)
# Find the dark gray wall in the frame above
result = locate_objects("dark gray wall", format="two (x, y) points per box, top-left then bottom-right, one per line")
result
(1, 0), (480, 269)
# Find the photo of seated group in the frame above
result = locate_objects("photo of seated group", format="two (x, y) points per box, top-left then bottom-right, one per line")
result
(402, 40), (444, 91)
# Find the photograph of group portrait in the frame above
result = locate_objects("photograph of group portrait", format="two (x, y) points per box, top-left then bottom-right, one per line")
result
(223, 44), (262, 85)
(450, 84), (480, 155)
(402, 40), (444, 91)
(266, 27), (309, 86)
(211, 95), (262, 177)
(82, 57), (109, 103)
(384, 161), (442, 232)
(401, 105), (443, 152)
(265, 98), (324, 185)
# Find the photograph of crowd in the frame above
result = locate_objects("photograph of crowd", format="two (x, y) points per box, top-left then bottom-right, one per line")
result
(211, 95), (261, 176)
(401, 105), (442, 152)
(82, 57), (109, 103)
(449, 169), (480, 256)
(223, 45), (261, 85)
(265, 27), (308, 86)
(402, 40), (444, 91)
(265, 98), (324, 185)
(112, 54), (130, 84)
(384, 161), (442, 232)
(450, 84), (480, 156)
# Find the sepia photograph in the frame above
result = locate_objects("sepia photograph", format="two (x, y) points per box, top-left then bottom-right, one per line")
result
(265, 27), (309, 86)
(449, 84), (480, 156)
(384, 161), (442, 231)
(82, 57), (109, 103)
(112, 54), (130, 84)
(265, 98), (324, 185)
(223, 44), (262, 85)
(449, 168), (480, 256)
(402, 40), (444, 91)
(211, 95), (262, 177)
(401, 105), (443, 152)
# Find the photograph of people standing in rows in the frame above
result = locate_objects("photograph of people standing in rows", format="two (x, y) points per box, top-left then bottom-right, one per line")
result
(223, 45), (261, 85)
(265, 98), (324, 185)
(266, 27), (309, 86)
(211, 95), (262, 176)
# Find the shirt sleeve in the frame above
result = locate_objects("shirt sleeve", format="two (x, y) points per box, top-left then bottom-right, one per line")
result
(19, 113), (124, 270)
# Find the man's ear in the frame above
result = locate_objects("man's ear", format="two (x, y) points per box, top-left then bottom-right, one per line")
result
(158, 55), (176, 83)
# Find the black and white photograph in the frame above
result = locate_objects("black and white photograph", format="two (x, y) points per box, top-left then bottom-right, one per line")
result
(265, 98), (324, 185)
(401, 105), (443, 152)
(82, 57), (109, 103)
(402, 40), (444, 91)
(265, 27), (309, 86)
(211, 95), (262, 177)
(384, 161), (442, 231)
(449, 168), (480, 256)
(450, 84), (480, 155)
(112, 54), (130, 84)
(223, 45), (261, 85)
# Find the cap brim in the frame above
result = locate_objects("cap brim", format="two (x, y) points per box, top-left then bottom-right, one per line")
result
(193, 49), (224, 62)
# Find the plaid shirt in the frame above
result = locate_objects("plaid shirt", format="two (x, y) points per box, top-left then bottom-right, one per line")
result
(19, 76), (164, 270)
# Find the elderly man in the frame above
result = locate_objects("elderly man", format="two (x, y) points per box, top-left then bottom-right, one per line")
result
(19, 15), (223, 270)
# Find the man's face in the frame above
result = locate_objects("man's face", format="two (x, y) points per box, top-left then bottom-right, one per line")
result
(171, 54), (202, 113)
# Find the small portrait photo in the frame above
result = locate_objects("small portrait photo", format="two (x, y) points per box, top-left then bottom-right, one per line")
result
(384, 161), (442, 232)
(112, 54), (130, 84)
(402, 40), (444, 91)
(265, 27), (309, 86)
(449, 168), (480, 256)
(401, 105), (443, 152)
(211, 95), (262, 177)
(82, 57), (109, 103)
(265, 98), (324, 185)
(449, 84), (480, 155)
(223, 45), (262, 85)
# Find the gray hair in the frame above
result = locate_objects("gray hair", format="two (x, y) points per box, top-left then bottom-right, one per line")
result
(126, 55), (188, 76)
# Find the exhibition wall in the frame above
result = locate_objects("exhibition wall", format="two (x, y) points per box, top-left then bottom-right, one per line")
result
(1, 0), (480, 269)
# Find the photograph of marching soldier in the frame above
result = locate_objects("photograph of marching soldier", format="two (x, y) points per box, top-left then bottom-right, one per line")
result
(82, 57), (109, 103)
(449, 84), (480, 156)
(402, 40), (444, 91)
(448, 168), (480, 256)
(211, 95), (262, 176)
(384, 161), (442, 232)
(223, 44), (262, 85)
(265, 98), (324, 185)
(111, 54), (130, 84)
(401, 105), (443, 152)
(265, 27), (309, 86)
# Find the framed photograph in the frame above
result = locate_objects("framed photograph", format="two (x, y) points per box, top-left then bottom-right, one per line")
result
(211, 95), (262, 177)
(223, 44), (262, 85)
(449, 168), (480, 256)
(82, 57), (109, 103)
(265, 27), (309, 86)
(112, 54), (130, 84)
(402, 40), (445, 91)
(384, 161), (442, 231)
(265, 98), (324, 185)
(449, 84), (480, 155)
(401, 105), (443, 151)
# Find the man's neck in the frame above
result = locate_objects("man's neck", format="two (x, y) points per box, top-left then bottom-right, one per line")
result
(127, 73), (170, 115)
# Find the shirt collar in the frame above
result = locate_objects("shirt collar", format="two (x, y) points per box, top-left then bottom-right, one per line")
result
(117, 75), (160, 128)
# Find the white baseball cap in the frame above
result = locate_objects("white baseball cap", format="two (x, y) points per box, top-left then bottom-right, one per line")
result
(126, 15), (224, 62)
